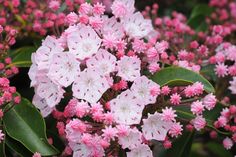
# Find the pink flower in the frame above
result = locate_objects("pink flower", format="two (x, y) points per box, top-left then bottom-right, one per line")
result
(65, 119), (82, 142)
(89, 16), (103, 29)
(102, 33), (118, 49)
(169, 122), (183, 138)
(102, 126), (117, 141)
(93, 3), (105, 15)
(110, 90), (144, 125)
(72, 68), (110, 104)
(223, 137), (233, 150)
(170, 93), (181, 105)
(142, 112), (173, 141)
(192, 82), (204, 96)
(116, 125), (130, 137)
(191, 116), (206, 131)
(75, 101), (90, 118)
(117, 56), (141, 81)
(161, 107), (177, 122)
(191, 100), (205, 115)
(203, 93), (217, 110)
(163, 139), (172, 149)
(126, 144), (153, 157)
(155, 40), (169, 53)
(133, 39), (147, 53)
(215, 63), (228, 77)
(66, 12), (78, 25)
(161, 86), (170, 95)
(148, 62), (160, 74)
(131, 76), (160, 106)
(32, 152), (41, 157)
(79, 2), (92, 15)
(111, 0), (135, 18)
(49, 0), (60, 11)
(217, 116), (227, 127)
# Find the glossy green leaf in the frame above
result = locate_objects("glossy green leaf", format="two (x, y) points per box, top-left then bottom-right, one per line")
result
(187, 4), (213, 32)
(3, 98), (59, 156)
(9, 46), (37, 68)
(190, 4), (214, 18)
(206, 142), (233, 157)
(151, 66), (215, 93)
(5, 136), (32, 157)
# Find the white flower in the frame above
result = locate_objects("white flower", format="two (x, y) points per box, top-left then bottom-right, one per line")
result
(123, 12), (153, 39)
(229, 77), (236, 94)
(86, 49), (116, 76)
(36, 76), (65, 108)
(67, 25), (101, 60)
(101, 16), (124, 39)
(126, 144), (153, 157)
(117, 56), (141, 81)
(131, 76), (160, 106)
(118, 128), (142, 149)
(110, 90), (144, 125)
(72, 68), (110, 104)
(32, 94), (53, 117)
(48, 52), (80, 87)
(142, 112), (173, 141)
(35, 36), (64, 70)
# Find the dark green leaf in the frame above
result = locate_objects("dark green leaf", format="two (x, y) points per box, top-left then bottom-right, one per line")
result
(151, 66), (215, 93)
(0, 139), (6, 157)
(187, 4), (213, 32)
(160, 131), (195, 157)
(206, 142), (233, 157)
(201, 64), (217, 82)
(5, 136), (32, 157)
(9, 46), (37, 67)
(3, 98), (59, 156)
(190, 4), (214, 18)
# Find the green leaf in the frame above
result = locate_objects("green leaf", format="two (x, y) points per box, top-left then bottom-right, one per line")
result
(187, 4), (213, 32)
(0, 139), (6, 157)
(9, 46), (37, 68)
(160, 131), (195, 157)
(3, 98), (59, 156)
(201, 64), (217, 82)
(190, 4), (214, 18)
(151, 66), (215, 93)
(206, 142), (233, 157)
(5, 136), (32, 157)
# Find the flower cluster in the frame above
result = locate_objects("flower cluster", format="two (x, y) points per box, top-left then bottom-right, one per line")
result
(213, 105), (236, 149)
(0, 25), (19, 77)
(28, 0), (223, 156)
(0, 77), (21, 143)
(0, 0), (113, 36)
